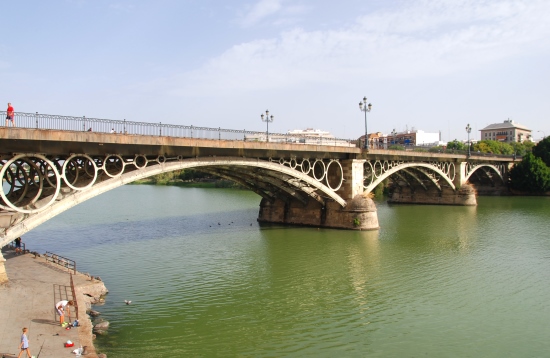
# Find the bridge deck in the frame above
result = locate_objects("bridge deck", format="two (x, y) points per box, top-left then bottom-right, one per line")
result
(0, 128), (512, 162)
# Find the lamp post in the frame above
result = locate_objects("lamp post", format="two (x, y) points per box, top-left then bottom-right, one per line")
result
(391, 129), (397, 145)
(538, 130), (546, 139)
(260, 110), (274, 142)
(465, 123), (472, 157)
(359, 97), (372, 150)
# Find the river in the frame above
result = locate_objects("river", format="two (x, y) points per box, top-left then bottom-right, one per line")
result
(22, 186), (550, 357)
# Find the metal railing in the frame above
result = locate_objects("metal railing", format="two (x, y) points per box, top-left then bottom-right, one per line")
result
(70, 273), (79, 320)
(7, 240), (26, 252)
(44, 251), (77, 274)
(368, 143), (522, 159)
(0, 110), (359, 147)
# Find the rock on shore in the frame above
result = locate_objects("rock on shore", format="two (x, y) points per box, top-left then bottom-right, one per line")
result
(74, 272), (109, 356)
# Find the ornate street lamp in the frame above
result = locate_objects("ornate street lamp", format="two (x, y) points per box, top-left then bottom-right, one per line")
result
(359, 97), (372, 150)
(260, 110), (274, 142)
(465, 123), (472, 157)
(538, 130), (546, 139)
(391, 128), (397, 145)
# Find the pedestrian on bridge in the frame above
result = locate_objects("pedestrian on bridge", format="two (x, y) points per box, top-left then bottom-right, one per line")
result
(55, 300), (74, 326)
(6, 102), (15, 127)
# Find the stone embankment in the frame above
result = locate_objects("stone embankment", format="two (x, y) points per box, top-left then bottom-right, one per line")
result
(0, 249), (108, 358)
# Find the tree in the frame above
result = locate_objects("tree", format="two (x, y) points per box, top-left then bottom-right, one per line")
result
(509, 153), (550, 193)
(178, 169), (211, 181)
(532, 136), (550, 166)
(428, 145), (445, 153)
(150, 171), (179, 184)
(511, 141), (535, 157)
(446, 139), (467, 151)
(472, 140), (514, 155)
(388, 144), (405, 150)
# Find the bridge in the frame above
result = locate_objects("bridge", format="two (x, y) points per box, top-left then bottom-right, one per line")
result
(0, 111), (514, 281)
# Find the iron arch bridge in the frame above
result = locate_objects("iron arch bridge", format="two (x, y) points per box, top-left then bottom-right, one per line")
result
(0, 153), (350, 247)
(0, 124), (516, 246)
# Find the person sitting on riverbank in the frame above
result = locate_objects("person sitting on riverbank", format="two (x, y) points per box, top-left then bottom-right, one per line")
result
(55, 300), (74, 326)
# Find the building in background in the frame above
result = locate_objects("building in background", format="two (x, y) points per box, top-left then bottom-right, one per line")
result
(479, 119), (532, 143)
(246, 128), (351, 146)
(359, 129), (442, 149)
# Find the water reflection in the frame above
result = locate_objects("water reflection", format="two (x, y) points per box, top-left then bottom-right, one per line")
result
(346, 230), (380, 320)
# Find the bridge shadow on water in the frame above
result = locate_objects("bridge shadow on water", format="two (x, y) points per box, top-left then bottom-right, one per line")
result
(25, 207), (263, 251)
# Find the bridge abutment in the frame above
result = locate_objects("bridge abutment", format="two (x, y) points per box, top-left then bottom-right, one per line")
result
(257, 159), (380, 230)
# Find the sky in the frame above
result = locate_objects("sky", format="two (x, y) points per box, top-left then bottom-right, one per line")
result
(2, 0), (550, 142)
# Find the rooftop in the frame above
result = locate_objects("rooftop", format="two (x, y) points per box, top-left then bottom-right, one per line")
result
(480, 119), (531, 131)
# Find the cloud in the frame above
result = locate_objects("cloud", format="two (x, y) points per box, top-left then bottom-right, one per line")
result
(170, 0), (550, 96)
(239, 0), (283, 27)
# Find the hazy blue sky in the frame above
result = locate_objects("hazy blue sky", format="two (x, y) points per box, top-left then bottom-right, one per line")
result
(2, 0), (549, 141)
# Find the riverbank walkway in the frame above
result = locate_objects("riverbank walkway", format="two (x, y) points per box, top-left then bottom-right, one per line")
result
(0, 249), (100, 358)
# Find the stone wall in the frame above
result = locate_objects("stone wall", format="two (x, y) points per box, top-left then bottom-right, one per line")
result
(389, 184), (477, 206)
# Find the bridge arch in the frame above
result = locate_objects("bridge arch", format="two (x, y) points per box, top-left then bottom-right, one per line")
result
(364, 162), (456, 194)
(464, 164), (505, 184)
(0, 156), (347, 247)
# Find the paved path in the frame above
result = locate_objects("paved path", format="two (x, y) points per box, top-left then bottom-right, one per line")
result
(0, 248), (100, 358)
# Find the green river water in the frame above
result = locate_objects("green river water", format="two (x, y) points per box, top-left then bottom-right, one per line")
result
(23, 186), (550, 357)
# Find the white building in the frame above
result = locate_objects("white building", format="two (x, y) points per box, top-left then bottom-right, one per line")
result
(245, 128), (351, 146)
(382, 129), (441, 147)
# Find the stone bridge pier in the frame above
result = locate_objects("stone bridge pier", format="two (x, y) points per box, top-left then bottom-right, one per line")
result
(258, 159), (380, 230)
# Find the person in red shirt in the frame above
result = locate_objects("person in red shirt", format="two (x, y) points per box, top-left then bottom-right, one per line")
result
(6, 102), (15, 127)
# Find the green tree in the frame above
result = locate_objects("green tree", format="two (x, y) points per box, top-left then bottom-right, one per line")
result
(473, 140), (514, 155)
(178, 169), (211, 181)
(388, 144), (405, 150)
(446, 139), (467, 151)
(511, 141), (535, 157)
(532, 136), (550, 166)
(150, 171), (178, 184)
(428, 145), (445, 153)
(509, 153), (550, 193)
